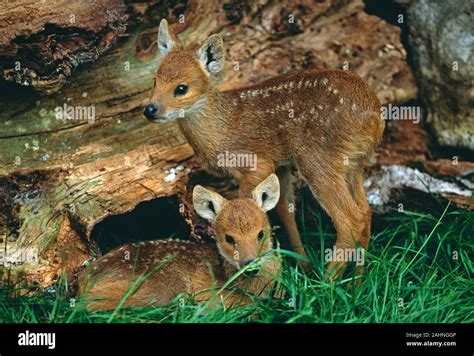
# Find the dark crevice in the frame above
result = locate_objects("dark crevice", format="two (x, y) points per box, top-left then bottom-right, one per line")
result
(2, 22), (123, 74)
(0, 12), (127, 94)
(223, 1), (251, 25)
(137, 0), (189, 25)
(91, 195), (191, 255)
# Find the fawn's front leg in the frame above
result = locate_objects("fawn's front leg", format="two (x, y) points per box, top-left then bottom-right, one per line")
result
(275, 167), (309, 271)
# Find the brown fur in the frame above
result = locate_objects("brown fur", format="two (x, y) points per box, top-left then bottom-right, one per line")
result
(146, 20), (385, 278)
(78, 177), (282, 310)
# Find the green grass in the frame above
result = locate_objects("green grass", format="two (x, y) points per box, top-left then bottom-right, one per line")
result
(1, 202), (473, 323)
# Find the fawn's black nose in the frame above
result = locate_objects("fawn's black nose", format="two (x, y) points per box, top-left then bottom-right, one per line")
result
(144, 103), (158, 120)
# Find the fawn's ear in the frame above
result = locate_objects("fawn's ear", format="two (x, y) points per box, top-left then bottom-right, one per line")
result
(193, 185), (227, 221)
(197, 34), (225, 75)
(252, 174), (280, 212)
(157, 19), (183, 57)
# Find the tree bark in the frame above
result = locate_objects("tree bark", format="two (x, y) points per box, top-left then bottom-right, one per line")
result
(0, 0), (127, 94)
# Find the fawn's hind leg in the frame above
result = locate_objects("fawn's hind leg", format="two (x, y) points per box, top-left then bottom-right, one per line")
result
(346, 169), (371, 277)
(275, 167), (309, 270)
(298, 164), (366, 281)
(347, 169), (371, 248)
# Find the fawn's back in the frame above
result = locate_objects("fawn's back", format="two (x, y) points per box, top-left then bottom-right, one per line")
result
(78, 240), (225, 310)
(218, 68), (384, 165)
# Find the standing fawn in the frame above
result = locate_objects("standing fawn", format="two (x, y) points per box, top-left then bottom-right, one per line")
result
(144, 20), (385, 278)
(78, 174), (282, 310)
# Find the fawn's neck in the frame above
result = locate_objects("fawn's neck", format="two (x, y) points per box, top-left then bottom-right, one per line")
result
(177, 90), (231, 160)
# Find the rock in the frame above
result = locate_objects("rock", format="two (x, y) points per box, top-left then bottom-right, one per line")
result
(408, 0), (474, 150)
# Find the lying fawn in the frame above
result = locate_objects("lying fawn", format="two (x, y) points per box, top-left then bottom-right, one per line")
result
(78, 174), (282, 310)
(144, 20), (385, 277)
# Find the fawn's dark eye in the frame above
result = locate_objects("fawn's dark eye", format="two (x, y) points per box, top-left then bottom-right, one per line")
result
(257, 230), (265, 242)
(225, 235), (235, 245)
(174, 84), (188, 96)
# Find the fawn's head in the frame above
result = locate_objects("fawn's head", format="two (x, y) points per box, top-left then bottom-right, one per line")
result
(144, 19), (224, 123)
(193, 174), (280, 272)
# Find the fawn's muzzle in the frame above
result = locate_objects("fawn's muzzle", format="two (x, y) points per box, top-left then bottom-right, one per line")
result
(241, 259), (259, 276)
(144, 103), (165, 121)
